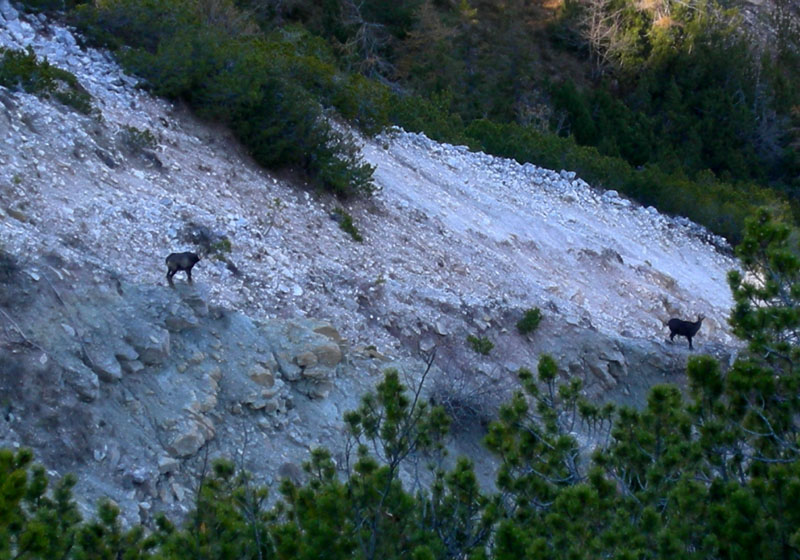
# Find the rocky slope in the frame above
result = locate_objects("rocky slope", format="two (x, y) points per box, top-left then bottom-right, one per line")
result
(0, 0), (741, 524)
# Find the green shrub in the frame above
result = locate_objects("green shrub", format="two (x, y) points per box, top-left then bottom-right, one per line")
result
(0, 47), (92, 113)
(391, 90), (471, 147)
(72, 0), (200, 52)
(332, 207), (363, 242)
(16, 0), (87, 12)
(517, 307), (543, 335)
(73, 0), (375, 197)
(467, 334), (493, 356)
(120, 125), (157, 151)
(332, 73), (392, 134)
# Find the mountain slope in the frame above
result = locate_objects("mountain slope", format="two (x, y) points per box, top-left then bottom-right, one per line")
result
(0, 0), (741, 523)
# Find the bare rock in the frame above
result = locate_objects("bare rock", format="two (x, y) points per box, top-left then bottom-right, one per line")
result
(164, 302), (200, 332)
(313, 342), (342, 368)
(296, 379), (334, 399)
(295, 351), (318, 368)
(85, 346), (123, 382)
(158, 455), (180, 475)
(249, 364), (275, 388)
(125, 321), (170, 365)
(167, 418), (214, 458)
(65, 363), (100, 402)
(313, 324), (344, 343)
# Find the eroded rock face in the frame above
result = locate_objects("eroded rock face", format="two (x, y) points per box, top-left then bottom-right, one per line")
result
(0, 258), (351, 524)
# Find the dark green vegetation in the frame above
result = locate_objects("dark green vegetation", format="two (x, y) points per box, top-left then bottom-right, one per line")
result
(516, 307), (543, 335)
(331, 207), (364, 242)
(467, 334), (494, 355)
(14, 0), (799, 241)
(61, 0), (377, 197)
(228, 0), (799, 242)
(4, 211), (800, 559)
(0, 47), (92, 113)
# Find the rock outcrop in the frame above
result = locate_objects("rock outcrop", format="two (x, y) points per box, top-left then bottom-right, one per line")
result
(0, 257), (348, 523)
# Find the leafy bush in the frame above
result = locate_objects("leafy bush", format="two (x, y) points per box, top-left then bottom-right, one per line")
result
(331, 73), (392, 134)
(120, 125), (157, 152)
(467, 334), (493, 356)
(516, 307), (543, 335)
(0, 47), (92, 113)
(390, 90), (472, 147)
(71, 0), (200, 52)
(331, 207), (363, 242)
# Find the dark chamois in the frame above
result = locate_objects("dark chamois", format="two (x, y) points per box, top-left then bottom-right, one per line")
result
(166, 252), (200, 287)
(667, 315), (704, 350)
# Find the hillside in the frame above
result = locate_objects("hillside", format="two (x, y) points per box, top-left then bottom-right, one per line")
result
(0, 0), (742, 525)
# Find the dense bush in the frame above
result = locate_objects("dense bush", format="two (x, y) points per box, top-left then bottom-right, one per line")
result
(230, 0), (800, 238)
(0, 47), (92, 113)
(550, 36), (766, 183)
(69, 0), (375, 197)
(15, 0), (87, 13)
(389, 90), (472, 147)
(516, 307), (543, 336)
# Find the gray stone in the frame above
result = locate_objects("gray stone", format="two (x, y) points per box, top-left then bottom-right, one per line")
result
(313, 342), (341, 368)
(65, 364), (100, 402)
(114, 342), (139, 362)
(249, 365), (275, 388)
(0, 0), (18, 21)
(120, 359), (145, 374)
(419, 336), (436, 353)
(129, 467), (150, 485)
(86, 347), (123, 382)
(275, 351), (302, 381)
(125, 322), (170, 365)
(167, 423), (208, 458)
(171, 482), (187, 502)
(181, 292), (209, 317)
(301, 366), (331, 380)
(158, 455), (180, 474)
(313, 324), (344, 343)
(297, 379), (334, 399)
(164, 304), (200, 332)
(295, 351), (318, 368)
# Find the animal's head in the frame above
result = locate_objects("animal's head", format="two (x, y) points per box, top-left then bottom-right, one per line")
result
(697, 314), (705, 322)
(189, 252), (201, 265)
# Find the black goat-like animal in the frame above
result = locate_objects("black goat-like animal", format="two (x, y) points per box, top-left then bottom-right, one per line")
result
(667, 315), (704, 350)
(166, 252), (200, 287)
